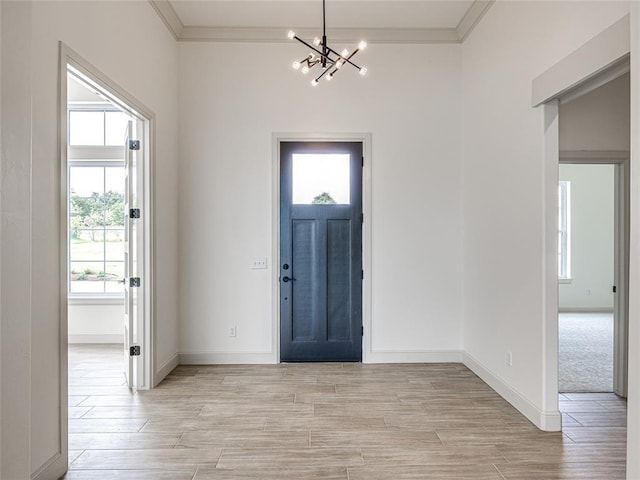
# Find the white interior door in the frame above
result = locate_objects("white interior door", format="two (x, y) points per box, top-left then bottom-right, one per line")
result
(124, 119), (144, 389)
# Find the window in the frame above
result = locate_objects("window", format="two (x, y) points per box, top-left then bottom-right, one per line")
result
(292, 153), (351, 204)
(68, 107), (130, 295)
(558, 180), (571, 280)
(69, 110), (130, 146)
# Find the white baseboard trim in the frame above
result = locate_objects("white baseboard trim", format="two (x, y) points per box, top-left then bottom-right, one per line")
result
(155, 352), (179, 386)
(68, 334), (122, 344)
(463, 352), (562, 432)
(365, 350), (463, 363)
(558, 307), (614, 313)
(179, 351), (277, 364)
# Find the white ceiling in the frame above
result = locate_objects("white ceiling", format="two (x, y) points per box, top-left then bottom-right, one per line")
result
(150, 0), (494, 43)
(170, 0), (473, 30)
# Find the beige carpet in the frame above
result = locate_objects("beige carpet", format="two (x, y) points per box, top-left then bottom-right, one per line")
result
(559, 312), (613, 393)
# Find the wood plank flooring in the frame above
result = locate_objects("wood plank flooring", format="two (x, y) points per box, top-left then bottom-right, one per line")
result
(63, 344), (627, 479)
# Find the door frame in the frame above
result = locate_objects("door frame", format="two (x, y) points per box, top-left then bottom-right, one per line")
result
(59, 41), (156, 470)
(558, 151), (630, 397)
(271, 133), (372, 363)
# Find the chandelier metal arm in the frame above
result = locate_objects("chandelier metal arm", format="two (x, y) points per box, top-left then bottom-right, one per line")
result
(287, 0), (367, 85)
(292, 35), (337, 67)
(323, 45), (362, 70)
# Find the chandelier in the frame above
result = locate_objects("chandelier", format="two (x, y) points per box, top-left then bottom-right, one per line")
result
(287, 0), (367, 86)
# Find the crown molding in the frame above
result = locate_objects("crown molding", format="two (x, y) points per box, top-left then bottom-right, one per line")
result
(456, 0), (494, 42)
(148, 0), (183, 40)
(149, 0), (493, 45)
(180, 26), (460, 44)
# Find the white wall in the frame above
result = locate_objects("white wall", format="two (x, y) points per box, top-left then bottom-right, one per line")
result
(178, 42), (463, 363)
(559, 73), (630, 151)
(558, 164), (614, 311)
(460, 1), (629, 430)
(1, 3), (32, 478)
(68, 302), (123, 343)
(1, 1), (179, 477)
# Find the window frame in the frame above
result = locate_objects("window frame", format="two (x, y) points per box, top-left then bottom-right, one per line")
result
(67, 104), (129, 299)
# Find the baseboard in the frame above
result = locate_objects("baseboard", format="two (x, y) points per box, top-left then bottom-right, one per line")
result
(463, 352), (562, 432)
(68, 334), (122, 344)
(179, 351), (277, 364)
(559, 307), (614, 313)
(154, 352), (179, 386)
(364, 350), (463, 363)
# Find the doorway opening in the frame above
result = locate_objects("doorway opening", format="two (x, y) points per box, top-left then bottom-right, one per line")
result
(60, 45), (155, 425)
(279, 141), (363, 362)
(555, 71), (630, 398)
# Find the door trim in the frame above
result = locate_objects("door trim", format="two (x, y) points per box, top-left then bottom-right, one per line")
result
(272, 133), (372, 363)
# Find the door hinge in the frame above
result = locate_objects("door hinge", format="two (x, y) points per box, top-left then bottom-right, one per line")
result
(361, 270), (364, 280)
(129, 277), (141, 288)
(129, 140), (140, 150)
(129, 208), (141, 219)
(361, 326), (364, 336)
(360, 213), (364, 224)
(613, 285), (617, 293)
(129, 345), (141, 356)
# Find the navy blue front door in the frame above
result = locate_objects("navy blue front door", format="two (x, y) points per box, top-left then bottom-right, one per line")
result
(280, 142), (363, 362)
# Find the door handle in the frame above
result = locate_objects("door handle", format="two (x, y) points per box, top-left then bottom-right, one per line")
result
(281, 276), (296, 283)
(118, 278), (126, 284)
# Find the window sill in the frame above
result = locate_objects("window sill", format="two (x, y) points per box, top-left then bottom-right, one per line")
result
(68, 295), (124, 306)
(558, 278), (573, 285)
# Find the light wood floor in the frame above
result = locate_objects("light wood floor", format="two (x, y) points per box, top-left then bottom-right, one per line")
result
(63, 344), (627, 479)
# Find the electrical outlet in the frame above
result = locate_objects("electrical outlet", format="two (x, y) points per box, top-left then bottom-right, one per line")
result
(229, 326), (237, 338)
(506, 351), (513, 367)
(252, 258), (268, 269)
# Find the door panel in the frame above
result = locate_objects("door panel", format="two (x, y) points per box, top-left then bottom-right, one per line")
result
(280, 142), (362, 362)
(124, 119), (144, 388)
(124, 121), (134, 388)
(327, 219), (351, 341)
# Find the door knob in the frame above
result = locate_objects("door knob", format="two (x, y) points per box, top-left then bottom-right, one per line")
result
(282, 276), (296, 283)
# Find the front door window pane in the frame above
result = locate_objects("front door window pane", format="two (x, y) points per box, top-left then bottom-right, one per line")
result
(292, 154), (350, 205)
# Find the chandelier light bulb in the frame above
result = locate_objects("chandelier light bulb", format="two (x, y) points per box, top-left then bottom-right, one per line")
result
(313, 37), (321, 46)
(301, 65), (310, 74)
(292, 61), (301, 70)
(341, 49), (349, 57)
(358, 41), (367, 50)
(335, 60), (343, 69)
(326, 73), (333, 81)
(288, 30), (296, 40)
(311, 79), (319, 86)
(359, 67), (367, 76)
